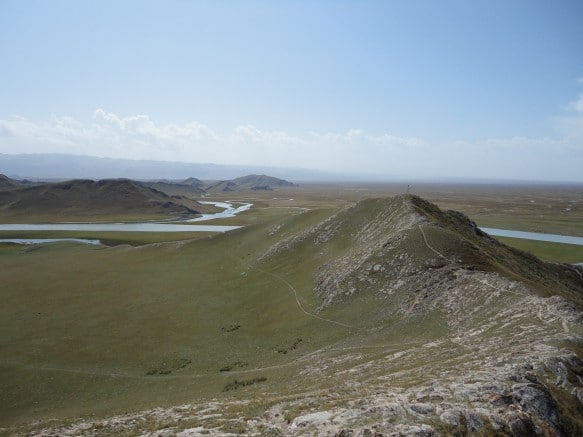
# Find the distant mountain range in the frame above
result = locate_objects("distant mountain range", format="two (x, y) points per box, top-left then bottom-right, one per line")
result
(0, 174), (296, 221)
(143, 174), (296, 196)
(0, 177), (214, 221)
(0, 153), (350, 182)
(2, 153), (582, 185)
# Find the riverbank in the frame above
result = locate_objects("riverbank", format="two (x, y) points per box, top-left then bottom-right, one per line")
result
(481, 227), (583, 246)
(0, 201), (250, 246)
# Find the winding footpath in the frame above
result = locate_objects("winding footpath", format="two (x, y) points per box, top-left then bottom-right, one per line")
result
(418, 224), (449, 261)
(256, 267), (353, 328)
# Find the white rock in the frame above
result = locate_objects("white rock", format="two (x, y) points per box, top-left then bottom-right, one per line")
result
(290, 411), (334, 429)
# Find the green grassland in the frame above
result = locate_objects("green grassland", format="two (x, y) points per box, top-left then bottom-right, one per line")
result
(1, 183), (582, 428)
(0, 196), (451, 426)
(0, 206), (342, 424)
(0, 230), (218, 246)
(494, 236), (583, 264)
(0, 211), (192, 224)
(267, 183), (583, 237)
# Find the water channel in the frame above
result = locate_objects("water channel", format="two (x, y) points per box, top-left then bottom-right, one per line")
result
(0, 201), (250, 245)
(480, 228), (583, 247)
(1, 204), (583, 252)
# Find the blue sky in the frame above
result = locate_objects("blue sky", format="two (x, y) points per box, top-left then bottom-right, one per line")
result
(1, 0), (582, 181)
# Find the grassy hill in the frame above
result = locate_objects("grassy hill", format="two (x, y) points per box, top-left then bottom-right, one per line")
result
(181, 177), (206, 188)
(137, 174), (297, 196)
(0, 178), (214, 222)
(231, 174), (297, 190)
(143, 179), (207, 197)
(204, 180), (239, 193)
(1, 195), (583, 435)
(205, 174), (296, 193)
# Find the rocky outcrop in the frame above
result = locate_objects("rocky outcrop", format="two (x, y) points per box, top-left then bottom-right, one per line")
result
(21, 351), (583, 436)
(261, 195), (583, 310)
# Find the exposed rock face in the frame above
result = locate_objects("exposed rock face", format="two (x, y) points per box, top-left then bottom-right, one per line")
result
(21, 353), (583, 436)
(511, 383), (560, 432)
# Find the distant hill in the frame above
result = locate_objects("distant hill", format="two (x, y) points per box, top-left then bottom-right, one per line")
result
(231, 174), (297, 190)
(204, 180), (238, 193)
(0, 174), (21, 190)
(144, 180), (206, 196)
(204, 174), (296, 193)
(142, 174), (297, 196)
(181, 177), (205, 188)
(0, 178), (212, 221)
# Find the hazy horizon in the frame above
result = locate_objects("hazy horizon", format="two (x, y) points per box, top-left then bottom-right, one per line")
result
(4, 152), (583, 185)
(1, 1), (582, 182)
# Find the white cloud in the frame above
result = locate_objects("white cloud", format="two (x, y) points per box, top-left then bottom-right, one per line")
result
(310, 129), (424, 149)
(572, 94), (583, 113)
(573, 78), (583, 112)
(0, 112), (426, 174)
(554, 78), (583, 140)
(0, 105), (582, 181)
(232, 125), (305, 146)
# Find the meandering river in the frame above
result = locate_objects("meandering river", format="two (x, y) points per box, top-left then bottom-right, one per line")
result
(0, 238), (102, 245)
(0, 223), (241, 233)
(480, 228), (583, 247)
(1, 203), (582, 254)
(0, 201), (250, 245)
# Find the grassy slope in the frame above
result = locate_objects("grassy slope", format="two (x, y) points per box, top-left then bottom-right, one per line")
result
(287, 183), (583, 237)
(0, 200), (455, 426)
(0, 179), (218, 223)
(0, 230), (217, 246)
(0, 207), (357, 424)
(2, 185), (582, 429)
(270, 183), (583, 265)
(495, 236), (583, 264)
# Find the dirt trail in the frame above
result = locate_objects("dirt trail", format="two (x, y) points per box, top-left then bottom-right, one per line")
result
(257, 267), (353, 328)
(418, 224), (449, 261)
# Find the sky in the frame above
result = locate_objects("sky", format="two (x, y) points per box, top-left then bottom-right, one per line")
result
(0, 0), (582, 182)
